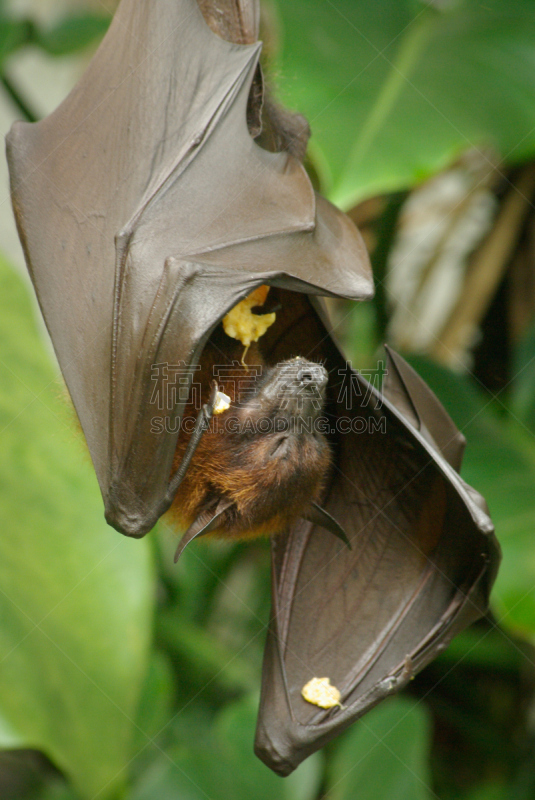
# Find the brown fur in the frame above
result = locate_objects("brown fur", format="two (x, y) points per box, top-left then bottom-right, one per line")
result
(167, 333), (331, 540)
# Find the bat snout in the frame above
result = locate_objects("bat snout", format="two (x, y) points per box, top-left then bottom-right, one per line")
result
(277, 358), (327, 390)
(258, 359), (328, 410)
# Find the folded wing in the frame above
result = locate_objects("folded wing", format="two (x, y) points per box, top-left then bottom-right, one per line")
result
(6, 0), (372, 535)
(255, 347), (500, 775)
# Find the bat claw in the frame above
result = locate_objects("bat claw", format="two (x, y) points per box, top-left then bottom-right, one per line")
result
(304, 502), (351, 549)
(173, 499), (232, 562)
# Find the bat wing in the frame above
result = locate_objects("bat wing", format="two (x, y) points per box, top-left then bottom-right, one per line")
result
(6, 0), (372, 536)
(255, 345), (500, 775)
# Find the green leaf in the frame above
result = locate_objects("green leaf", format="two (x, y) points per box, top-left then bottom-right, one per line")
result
(407, 357), (535, 637)
(435, 625), (526, 672)
(0, 255), (154, 799)
(132, 650), (175, 756)
(271, 0), (535, 207)
(325, 696), (432, 800)
(0, 710), (25, 749)
(511, 321), (535, 436)
(131, 695), (323, 800)
(156, 611), (257, 696)
(28, 780), (82, 800)
(157, 530), (245, 623)
(462, 784), (507, 800)
(35, 14), (110, 56)
(0, 18), (34, 65)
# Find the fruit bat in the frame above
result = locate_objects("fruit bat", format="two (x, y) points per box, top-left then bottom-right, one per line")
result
(169, 347), (351, 563)
(6, 0), (500, 777)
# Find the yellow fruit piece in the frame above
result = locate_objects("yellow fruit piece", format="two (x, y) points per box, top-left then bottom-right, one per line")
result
(223, 285), (276, 347)
(213, 391), (231, 415)
(301, 677), (342, 709)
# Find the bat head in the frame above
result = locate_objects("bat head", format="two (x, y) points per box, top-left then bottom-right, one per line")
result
(251, 357), (328, 419)
(169, 354), (332, 546)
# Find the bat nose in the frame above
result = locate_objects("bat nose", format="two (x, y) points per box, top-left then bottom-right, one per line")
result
(259, 358), (328, 406)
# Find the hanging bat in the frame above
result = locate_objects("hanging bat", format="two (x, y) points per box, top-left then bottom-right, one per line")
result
(6, 0), (500, 777)
(168, 332), (350, 561)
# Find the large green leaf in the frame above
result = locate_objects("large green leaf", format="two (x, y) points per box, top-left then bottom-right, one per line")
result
(35, 14), (110, 56)
(0, 256), (154, 799)
(325, 696), (432, 800)
(0, 17), (33, 66)
(131, 694), (323, 800)
(407, 357), (535, 638)
(271, 0), (535, 208)
(511, 322), (535, 437)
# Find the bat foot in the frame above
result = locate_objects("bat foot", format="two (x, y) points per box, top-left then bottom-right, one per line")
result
(173, 498), (233, 562)
(303, 502), (351, 549)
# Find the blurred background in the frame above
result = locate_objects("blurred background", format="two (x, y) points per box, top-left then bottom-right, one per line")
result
(2, 0), (535, 798)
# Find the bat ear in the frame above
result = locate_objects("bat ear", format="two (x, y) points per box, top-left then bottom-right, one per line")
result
(303, 502), (351, 548)
(173, 498), (233, 563)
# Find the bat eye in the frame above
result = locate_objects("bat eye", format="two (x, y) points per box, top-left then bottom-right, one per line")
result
(297, 365), (327, 387)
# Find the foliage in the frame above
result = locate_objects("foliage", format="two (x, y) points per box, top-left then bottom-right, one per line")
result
(0, 257), (153, 799)
(1, 1), (535, 799)
(407, 355), (535, 637)
(325, 697), (432, 800)
(270, 0), (535, 208)
(0, 3), (109, 67)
